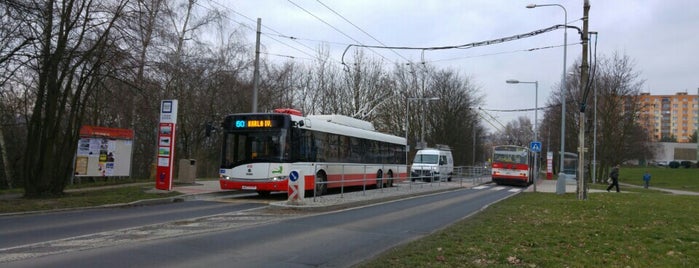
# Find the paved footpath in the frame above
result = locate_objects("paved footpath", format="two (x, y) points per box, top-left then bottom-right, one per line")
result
(525, 178), (699, 195)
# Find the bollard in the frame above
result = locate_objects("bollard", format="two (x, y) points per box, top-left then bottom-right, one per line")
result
(287, 170), (304, 205)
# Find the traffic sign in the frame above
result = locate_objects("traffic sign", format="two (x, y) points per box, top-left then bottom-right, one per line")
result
(287, 170), (304, 205)
(289, 170), (299, 182)
(530, 141), (542, 153)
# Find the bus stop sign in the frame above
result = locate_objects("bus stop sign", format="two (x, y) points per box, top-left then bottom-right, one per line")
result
(530, 141), (542, 153)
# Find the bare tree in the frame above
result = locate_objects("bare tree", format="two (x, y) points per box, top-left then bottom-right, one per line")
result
(540, 52), (650, 179)
(492, 116), (535, 147)
(0, 0), (37, 188)
(426, 69), (484, 165)
(20, 0), (130, 197)
(593, 52), (649, 177)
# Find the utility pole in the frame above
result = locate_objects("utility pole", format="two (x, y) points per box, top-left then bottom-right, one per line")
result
(577, 0), (591, 200)
(252, 18), (261, 113)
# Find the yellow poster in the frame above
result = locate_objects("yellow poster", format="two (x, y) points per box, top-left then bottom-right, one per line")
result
(75, 156), (88, 175)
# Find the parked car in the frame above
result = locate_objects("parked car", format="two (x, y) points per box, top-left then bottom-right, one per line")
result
(655, 160), (668, 167)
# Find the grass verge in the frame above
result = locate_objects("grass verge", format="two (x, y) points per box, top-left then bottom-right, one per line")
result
(0, 186), (181, 214)
(360, 190), (699, 267)
(620, 166), (699, 191)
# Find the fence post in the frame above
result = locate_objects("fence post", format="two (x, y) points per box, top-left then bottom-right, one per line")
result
(312, 164), (318, 202)
(362, 164), (367, 195)
(341, 164), (345, 198)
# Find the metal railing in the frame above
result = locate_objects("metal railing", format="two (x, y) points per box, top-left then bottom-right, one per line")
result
(307, 164), (491, 202)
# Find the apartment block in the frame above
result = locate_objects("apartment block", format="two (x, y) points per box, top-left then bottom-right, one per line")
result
(638, 92), (699, 143)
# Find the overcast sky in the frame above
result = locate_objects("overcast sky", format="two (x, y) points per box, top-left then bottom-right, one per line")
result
(212, 0), (698, 128)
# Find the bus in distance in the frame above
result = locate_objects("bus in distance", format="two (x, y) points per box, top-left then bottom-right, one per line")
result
(218, 108), (408, 196)
(491, 145), (533, 186)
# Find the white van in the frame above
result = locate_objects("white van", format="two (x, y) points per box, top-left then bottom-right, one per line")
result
(410, 147), (454, 182)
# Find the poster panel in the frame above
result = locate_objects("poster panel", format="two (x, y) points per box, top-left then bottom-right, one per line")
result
(74, 126), (133, 177)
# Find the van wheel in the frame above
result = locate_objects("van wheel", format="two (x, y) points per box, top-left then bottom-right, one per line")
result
(315, 171), (328, 196)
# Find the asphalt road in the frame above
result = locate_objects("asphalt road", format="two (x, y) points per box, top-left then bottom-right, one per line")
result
(1, 184), (520, 267)
(0, 200), (265, 249)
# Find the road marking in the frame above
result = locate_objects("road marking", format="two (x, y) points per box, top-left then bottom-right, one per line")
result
(491, 186), (506, 191)
(473, 186), (489, 190)
(509, 188), (522, 193)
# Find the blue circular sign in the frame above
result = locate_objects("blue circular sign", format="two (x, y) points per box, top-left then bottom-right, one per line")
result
(289, 171), (299, 182)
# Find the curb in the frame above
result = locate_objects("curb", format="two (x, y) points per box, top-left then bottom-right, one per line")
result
(268, 183), (480, 212)
(0, 191), (239, 217)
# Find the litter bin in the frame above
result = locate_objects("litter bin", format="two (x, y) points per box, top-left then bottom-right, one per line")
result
(178, 159), (197, 183)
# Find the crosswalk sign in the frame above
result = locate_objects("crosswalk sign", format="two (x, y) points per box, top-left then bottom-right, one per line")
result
(530, 141), (542, 153)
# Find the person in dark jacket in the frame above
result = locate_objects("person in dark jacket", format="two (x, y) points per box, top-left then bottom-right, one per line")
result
(606, 165), (620, 192)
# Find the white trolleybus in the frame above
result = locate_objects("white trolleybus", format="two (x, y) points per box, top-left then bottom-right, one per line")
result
(219, 108), (408, 196)
(491, 145), (534, 186)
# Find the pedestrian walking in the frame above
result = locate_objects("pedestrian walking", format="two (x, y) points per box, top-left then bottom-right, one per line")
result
(606, 165), (620, 192)
(643, 171), (651, 189)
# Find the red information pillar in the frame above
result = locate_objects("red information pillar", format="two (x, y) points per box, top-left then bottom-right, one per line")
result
(156, 100), (178, 190)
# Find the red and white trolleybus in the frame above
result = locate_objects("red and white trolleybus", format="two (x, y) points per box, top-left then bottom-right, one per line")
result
(491, 145), (534, 186)
(219, 109), (408, 196)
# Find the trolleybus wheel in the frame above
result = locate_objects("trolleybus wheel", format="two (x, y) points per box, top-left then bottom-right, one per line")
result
(386, 171), (394, 187)
(375, 170), (383, 188)
(315, 171), (328, 196)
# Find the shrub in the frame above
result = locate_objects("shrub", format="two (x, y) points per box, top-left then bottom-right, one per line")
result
(668, 161), (680, 168)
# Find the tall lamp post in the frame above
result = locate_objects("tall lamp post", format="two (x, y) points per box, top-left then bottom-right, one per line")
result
(406, 97), (440, 159)
(506, 79), (538, 192)
(527, 3), (567, 194)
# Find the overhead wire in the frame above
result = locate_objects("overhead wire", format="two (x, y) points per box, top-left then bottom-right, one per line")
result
(205, 0), (333, 62)
(315, 0), (413, 63)
(425, 42), (580, 64)
(199, 1), (583, 71)
(340, 24), (573, 65)
(287, 0), (393, 64)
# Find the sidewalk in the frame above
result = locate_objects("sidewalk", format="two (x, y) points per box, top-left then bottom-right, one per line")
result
(527, 178), (578, 193)
(620, 182), (699, 195)
(0, 181), (227, 201)
(526, 179), (699, 195)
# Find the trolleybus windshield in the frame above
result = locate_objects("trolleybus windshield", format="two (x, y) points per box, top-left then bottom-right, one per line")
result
(222, 130), (290, 168)
(221, 114), (291, 168)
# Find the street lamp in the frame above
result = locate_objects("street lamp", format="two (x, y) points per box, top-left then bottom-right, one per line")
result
(506, 79), (538, 192)
(527, 3), (567, 194)
(406, 97), (440, 161)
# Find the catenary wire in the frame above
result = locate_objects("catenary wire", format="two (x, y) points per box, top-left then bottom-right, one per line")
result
(205, 0), (334, 62)
(287, 0), (393, 63)
(315, 0), (412, 63)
